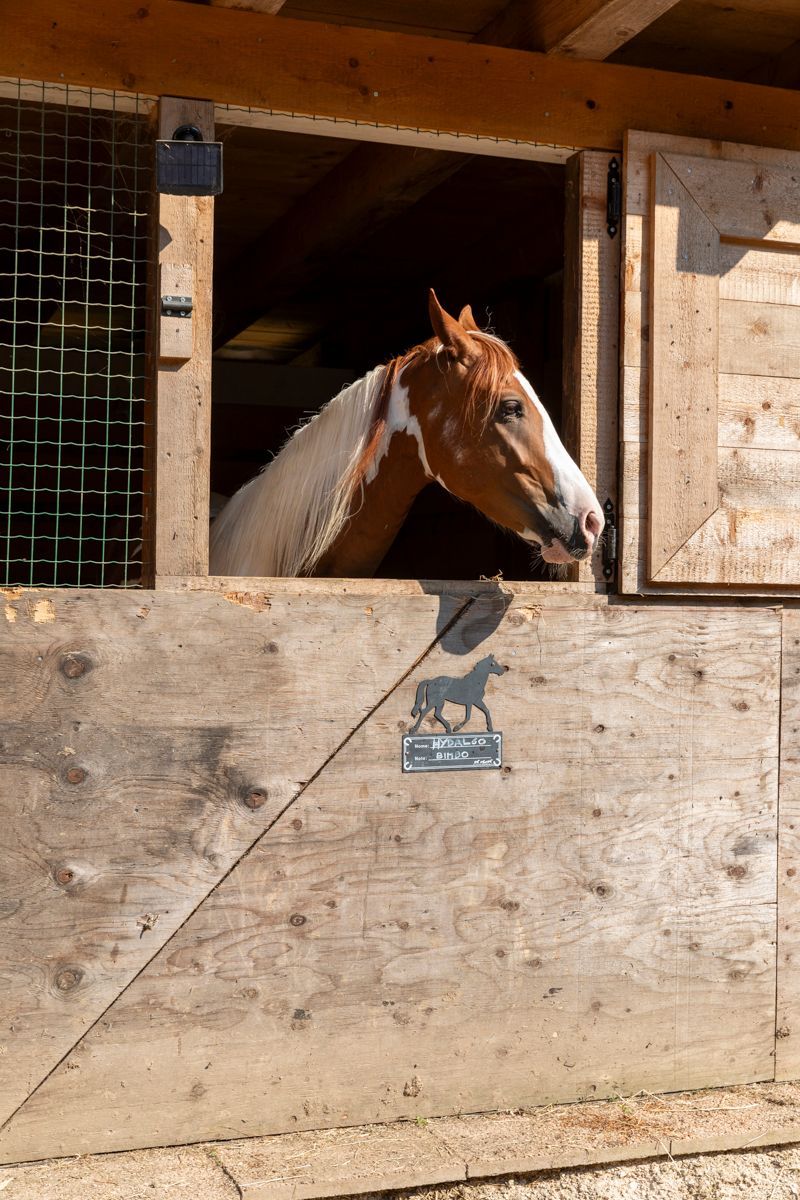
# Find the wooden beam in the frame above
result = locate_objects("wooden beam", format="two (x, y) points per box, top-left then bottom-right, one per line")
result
(210, 0), (286, 12)
(152, 96), (215, 577)
(479, 0), (682, 59)
(5, 1), (800, 159)
(214, 141), (467, 349)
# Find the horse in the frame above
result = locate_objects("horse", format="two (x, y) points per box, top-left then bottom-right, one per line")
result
(409, 654), (507, 734)
(209, 290), (603, 577)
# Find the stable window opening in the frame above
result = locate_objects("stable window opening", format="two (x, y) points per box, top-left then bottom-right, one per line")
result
(209, 124), (575, 583)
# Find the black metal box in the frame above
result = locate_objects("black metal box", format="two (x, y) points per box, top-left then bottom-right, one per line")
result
(155, 140), (223, 196)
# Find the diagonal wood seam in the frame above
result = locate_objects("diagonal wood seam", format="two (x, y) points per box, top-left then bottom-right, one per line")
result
(0, 594), (476, 1136)
(648, 152), (721, 578)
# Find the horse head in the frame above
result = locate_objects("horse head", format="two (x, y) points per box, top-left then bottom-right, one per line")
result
(481, 654), (507, 677)
(400, 291), (604, 565)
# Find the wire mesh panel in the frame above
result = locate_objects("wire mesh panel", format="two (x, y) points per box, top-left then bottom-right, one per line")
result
(0, 80), (152, 587)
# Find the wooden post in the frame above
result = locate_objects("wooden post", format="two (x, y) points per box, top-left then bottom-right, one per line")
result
(563, 150), (620, 588)
(151, 97), (215, 581)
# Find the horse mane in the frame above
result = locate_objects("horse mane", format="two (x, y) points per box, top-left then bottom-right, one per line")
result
(209, 329), (519, 578)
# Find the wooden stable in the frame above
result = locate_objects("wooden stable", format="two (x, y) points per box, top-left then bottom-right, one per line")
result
(3, 0), (800, 1168)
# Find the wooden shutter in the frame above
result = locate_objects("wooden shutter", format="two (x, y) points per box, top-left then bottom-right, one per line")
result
(621, 132), (800, 592)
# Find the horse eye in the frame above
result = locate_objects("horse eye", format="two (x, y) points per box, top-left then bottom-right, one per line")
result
(498, 399), (524, 422)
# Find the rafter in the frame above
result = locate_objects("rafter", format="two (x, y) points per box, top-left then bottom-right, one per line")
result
(479, 0), (681, 59)
(207, 0), (287, 12)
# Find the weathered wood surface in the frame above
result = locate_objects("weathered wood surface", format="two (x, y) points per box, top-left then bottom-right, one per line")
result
(479, 0), (681, 59)
(7, 0), (800, 158)
(0, 586), (469, 1139)
(777, 608), (800, 1080)
(0, 595), (780, 1162)
(153, 98), (215, 579)
(563, 150), (619, 588)
(648, 152), (719, 577)
(621, 132), (800, 593)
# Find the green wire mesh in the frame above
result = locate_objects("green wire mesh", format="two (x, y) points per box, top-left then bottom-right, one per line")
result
(0, 79), (152, 587)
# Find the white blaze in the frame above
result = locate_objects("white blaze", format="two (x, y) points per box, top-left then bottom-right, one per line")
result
(514, 370), (600, 519)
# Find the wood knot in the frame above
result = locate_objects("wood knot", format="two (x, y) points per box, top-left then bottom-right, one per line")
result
(55, 967), (83, 993)
(289, 913), (306, 927)
(65, 767), (87, 786)
(61, 654), (90, 679)
(54, 866), (75, 887)
(727, 864), (747, 880)
(243, 789), (267, 810)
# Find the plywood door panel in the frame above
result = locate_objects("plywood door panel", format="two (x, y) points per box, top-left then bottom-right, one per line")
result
(0, 602), (780, 1162)
(621, 132), (800, 592)
(0, 587), (470, 1132)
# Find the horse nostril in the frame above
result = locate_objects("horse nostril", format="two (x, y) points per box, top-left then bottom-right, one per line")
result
(582, 508), (603, 540)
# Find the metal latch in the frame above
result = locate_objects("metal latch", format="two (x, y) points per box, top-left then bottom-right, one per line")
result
(606, 157), (621, 238)
(161, 294), (193, 318)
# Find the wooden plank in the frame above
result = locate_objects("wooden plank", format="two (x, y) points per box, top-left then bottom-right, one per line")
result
(0, 586), (469, 1132)
(158, 263), (193, 362)
(477, 0), (681, 59)
(562, 151), (619, 588)
(777, 608), (800, 1079)
(720, 299), (800, 379)
(153, 98), (214, 577)
(720, 245), (800, 306)
(0, 604), (779, 1161)
(664, 153), (800, 246)
(648, 153), (719, 579)
(212, 0), (287, 11)
(7, 1), (800, 157)
(627, 371), (800, 453)
(717, 375), (800, 452)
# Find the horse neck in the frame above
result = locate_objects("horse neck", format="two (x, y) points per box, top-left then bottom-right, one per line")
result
(469, 660), (491, 684)
(314, 383), (429, 576)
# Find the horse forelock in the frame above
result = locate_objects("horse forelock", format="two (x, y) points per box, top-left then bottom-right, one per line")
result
(399, 330), (519, 430)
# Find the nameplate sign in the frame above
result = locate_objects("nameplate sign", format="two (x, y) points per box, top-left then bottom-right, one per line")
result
(402, 733), (502, 773)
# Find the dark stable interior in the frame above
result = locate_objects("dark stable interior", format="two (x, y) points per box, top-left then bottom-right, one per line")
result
(211, 126), (566, 581)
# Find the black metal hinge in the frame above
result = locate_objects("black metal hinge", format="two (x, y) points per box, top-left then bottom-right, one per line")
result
(606, 157), (621, 238)
(602, 498), (617, 582)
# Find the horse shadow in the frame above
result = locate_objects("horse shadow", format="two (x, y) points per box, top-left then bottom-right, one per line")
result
(422, 581), (513, 656)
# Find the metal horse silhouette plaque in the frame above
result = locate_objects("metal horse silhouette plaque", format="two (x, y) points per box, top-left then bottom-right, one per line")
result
(402, 654), (506, 773)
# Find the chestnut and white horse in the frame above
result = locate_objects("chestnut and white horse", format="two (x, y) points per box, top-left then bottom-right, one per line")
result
(210, 291), (603, 577)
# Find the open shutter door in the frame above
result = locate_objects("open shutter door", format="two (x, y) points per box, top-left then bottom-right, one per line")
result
(621, 132), (800, 592)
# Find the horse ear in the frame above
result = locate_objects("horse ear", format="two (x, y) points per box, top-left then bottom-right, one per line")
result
(428, 289), (474, 363)
(458, 304), (480, 332)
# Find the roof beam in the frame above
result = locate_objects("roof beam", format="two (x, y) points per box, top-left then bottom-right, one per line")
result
(208, 0), (287, 12)
(479, 0), (682, 59)
(213, 141), (468, 350)
(4, 1), (800, 158)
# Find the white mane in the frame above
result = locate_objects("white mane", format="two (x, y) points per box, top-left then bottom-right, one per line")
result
(209, 365), (387, 577)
